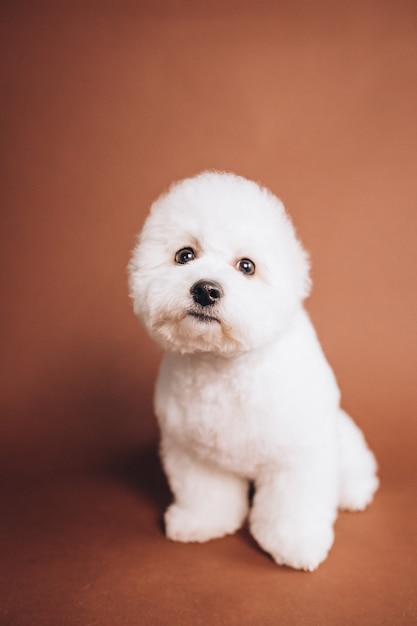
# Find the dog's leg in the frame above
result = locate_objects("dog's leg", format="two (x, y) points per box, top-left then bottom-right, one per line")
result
(337, 409), (379, 511)
(160, 436), (249, 543)
(249, 446), (339, 571)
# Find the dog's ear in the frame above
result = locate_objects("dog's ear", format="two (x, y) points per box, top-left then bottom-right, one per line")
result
(277, 208), (311, 302)
(297, 244), (312, 301)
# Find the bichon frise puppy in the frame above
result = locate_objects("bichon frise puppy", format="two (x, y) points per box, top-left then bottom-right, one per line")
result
(128, 171), (378, 571)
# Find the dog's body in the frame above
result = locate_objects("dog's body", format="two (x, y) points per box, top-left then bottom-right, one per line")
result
(129, 171), (378, 570)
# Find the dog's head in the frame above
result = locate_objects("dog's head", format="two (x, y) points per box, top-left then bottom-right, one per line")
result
(128, 172), (310, 356)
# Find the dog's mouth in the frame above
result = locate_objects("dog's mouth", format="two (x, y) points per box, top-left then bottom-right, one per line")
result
(187, 311), (221, 324)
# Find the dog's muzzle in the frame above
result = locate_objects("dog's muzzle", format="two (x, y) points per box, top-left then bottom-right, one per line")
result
(190, 279), (223, 307)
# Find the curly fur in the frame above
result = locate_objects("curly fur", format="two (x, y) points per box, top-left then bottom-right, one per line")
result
(128, 171), (378, 570)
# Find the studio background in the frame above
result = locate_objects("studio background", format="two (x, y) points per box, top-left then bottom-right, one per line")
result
(1, 1), (416, 624)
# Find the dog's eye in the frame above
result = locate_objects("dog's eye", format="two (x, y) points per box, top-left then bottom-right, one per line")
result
(237, 258), (256, 276)
(175, 247), (196, 264)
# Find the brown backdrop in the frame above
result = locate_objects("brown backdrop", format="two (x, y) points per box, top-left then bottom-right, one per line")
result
(1, 1), (416, 624)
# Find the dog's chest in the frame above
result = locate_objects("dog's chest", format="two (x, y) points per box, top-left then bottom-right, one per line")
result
(154, 352), (293, 475)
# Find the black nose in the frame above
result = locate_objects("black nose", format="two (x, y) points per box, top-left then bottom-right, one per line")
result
(191, 279), (223, 307)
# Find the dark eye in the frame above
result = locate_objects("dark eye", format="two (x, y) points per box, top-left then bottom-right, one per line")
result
(175, 247), (196, 264)
(237, 258), (256, 276)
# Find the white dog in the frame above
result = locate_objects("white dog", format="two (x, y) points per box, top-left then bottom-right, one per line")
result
(128, 171), (378, 570)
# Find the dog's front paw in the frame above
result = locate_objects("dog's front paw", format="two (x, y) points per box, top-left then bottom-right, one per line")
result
(271, 527), (334, 571)
(165, 503), (242, 543)
(250, 517), (334, 571)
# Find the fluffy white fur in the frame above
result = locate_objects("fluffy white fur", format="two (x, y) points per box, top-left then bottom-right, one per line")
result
(128, 171), (378, 571)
